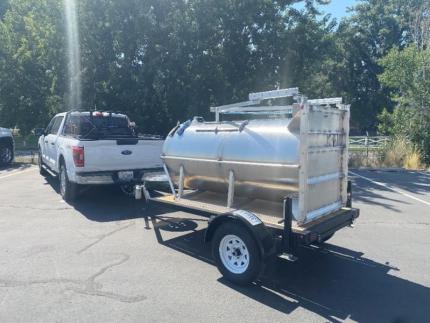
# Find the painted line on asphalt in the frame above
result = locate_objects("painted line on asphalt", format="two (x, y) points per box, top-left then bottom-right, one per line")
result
(349, 171), (430, 207)
(0, 167), (37, 180)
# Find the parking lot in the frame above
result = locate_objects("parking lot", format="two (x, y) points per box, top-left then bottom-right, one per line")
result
(0, 165), (429, 322)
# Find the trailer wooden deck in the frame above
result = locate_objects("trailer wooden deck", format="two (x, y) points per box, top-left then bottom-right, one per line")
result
(149, 190), (353, 233)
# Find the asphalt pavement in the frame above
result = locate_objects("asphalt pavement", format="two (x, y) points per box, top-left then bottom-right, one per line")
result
(0, 165), (429, 322)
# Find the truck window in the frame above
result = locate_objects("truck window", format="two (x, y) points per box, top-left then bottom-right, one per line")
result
(44, 118), (55, 135)
(50, 116), (64, 135)
(64, 114), (135, 139)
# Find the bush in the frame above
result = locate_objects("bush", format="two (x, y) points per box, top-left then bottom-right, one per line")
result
(380, 137), (423, 169)
(378, 107), (429, 165)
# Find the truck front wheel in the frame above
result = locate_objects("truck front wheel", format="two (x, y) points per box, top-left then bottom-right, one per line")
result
(212, 222), (262, 285)
(59, 163), (77, 202)
(38, 149), (48, 176)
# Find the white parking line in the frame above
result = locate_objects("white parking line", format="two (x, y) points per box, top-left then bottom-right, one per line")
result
(349, 171), (430, 207)
(0, 167), (37, 180)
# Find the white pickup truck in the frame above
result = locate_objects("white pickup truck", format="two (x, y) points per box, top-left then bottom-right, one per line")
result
(37, 111), (163, 202)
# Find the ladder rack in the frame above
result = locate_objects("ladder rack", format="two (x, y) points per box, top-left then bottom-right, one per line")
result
(209, 88), (345, 121)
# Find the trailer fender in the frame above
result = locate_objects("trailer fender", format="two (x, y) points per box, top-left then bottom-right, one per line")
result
(205, 210), (275, 259)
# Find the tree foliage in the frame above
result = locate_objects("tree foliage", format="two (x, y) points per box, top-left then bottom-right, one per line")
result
(377, 3), (430, 163)
(0, 0), (429, 146)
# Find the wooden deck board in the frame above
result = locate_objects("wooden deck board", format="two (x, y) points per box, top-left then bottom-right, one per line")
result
(152, 191), (289, 230)
(151, 190), (352, 233)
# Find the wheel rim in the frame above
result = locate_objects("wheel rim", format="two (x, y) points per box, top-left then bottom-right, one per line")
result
(60, 167), (66, 196)
(0, 147), (12, 163)
(219, 234), (250, 274)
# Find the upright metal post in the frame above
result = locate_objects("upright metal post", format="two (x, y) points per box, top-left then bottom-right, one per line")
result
(215, 108), (220, 122)
(178, 165), (184, 199)
(227, 170), (235, 208)
(163, 164), (176, 197)
(346, 180), (352, 208)
(283, 197), (293, 253)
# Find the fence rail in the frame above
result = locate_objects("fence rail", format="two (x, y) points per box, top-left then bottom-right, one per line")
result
(349, 136), (388, 150)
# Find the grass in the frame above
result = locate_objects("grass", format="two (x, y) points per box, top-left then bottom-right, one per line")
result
(348, 137), (425, 170)
(379, 137), (423, 170)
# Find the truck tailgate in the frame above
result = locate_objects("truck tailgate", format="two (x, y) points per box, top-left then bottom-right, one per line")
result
(82, 139), (163, 172)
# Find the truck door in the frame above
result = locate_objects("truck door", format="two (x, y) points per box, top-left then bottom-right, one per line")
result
(45, 116), (64, 169)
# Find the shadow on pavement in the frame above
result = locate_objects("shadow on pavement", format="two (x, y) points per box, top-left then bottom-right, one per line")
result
(351, 170), (430, 212)
(42, 175), (174, 222)
(72, 186), (171, 222)
(0, 162), (32, 173)
(149, 215), (430, 323)
(364, 169), (430, 197)
(351, 176), (412, 213)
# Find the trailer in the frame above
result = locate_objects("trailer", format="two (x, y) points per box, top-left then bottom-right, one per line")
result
(136, 88), (359, 285)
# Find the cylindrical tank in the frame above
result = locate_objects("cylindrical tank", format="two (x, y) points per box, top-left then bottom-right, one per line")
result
(161, 118), (300, 201)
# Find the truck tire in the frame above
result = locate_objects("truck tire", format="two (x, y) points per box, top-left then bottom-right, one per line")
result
(119, 183), (135, 198)
(212, 222), (262, 285)
(38, 149), (48, 176)
(0, 143), (13, 166)
(59, 163), (77, 202)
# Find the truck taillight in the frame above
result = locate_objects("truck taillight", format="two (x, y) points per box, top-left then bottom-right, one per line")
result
(72, 146), (85, 167)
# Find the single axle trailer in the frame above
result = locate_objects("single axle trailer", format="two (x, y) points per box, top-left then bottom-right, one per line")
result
(136, 88), (359, 285)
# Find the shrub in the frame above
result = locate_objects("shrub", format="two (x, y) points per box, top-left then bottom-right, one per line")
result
(380, 137), (423, 169)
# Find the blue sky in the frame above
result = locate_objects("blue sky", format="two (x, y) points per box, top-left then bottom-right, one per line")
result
(295, 0), (358, 20)
(320, 0), (357, 19)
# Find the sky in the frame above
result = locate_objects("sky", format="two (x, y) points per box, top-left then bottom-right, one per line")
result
(320, 0), (357, 19)
(295, 0), (358, 20)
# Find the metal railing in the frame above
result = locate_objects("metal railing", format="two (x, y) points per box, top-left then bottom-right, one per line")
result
(349, 136), (389, 150)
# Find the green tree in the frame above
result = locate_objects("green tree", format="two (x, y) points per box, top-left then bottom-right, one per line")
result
(324, 0), (428, 131)
(378, 46), (430, 162)
(0, 0), (66, 134)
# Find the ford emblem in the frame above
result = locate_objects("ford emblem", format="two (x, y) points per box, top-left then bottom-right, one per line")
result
(121, 150), (132, 155)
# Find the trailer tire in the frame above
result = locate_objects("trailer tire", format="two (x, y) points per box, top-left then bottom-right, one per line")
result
(212, 222), (262, 285)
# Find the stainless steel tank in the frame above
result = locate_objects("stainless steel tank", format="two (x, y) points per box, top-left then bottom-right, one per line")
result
(161, 117), (300, 201)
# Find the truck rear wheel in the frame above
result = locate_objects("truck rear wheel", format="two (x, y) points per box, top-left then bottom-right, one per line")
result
(212, 222), (262, 285)
(119, 183), (135, 198)
(59, 163), (77, 202)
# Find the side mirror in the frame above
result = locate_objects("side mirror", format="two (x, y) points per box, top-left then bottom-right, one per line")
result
(34, 128), (45, 136)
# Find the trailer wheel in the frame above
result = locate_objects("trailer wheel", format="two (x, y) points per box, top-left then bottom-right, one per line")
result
(212, 222), (262, 285)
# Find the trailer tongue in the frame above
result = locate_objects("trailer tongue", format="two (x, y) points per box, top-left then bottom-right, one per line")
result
(136, 88), (359, 285)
